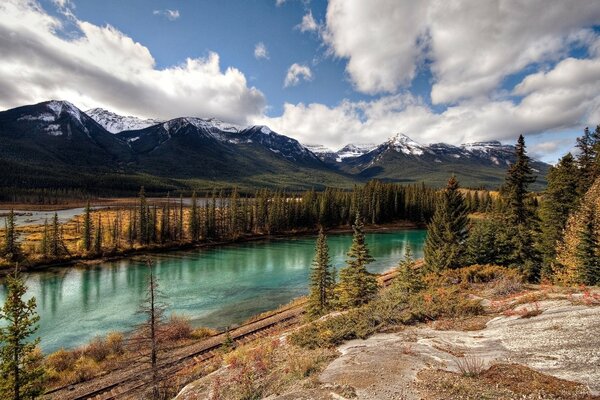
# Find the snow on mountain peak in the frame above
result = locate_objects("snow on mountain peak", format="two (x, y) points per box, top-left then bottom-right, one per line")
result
(86, 108), (162, 133)
(387, 133), (425, 156)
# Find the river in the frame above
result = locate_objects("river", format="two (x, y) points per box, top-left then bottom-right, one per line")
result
(0, 229), (426, 353)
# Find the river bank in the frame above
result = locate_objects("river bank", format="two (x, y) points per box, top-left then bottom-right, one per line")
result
(1, 220), (421, 276)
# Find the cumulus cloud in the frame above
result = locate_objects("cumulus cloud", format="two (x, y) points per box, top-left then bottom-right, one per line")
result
(0, 0), (265, 124)
(153, 9), (180, 21)
(254, 42), (269, 60)
(284, 63), (313, 87)
(256, 52), (600, 150)
(297, 11), (319, 33)
(324, 0), (600, 103)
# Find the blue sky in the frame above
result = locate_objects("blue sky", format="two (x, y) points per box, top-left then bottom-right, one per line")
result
(2, 0), (600, 162)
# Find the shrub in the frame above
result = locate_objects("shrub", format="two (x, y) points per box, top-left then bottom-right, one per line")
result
(83, 337), (111, 362)
(161, 314), (194, 342)
(45, 348), (79, 372)
(73, 356), (101, 383)
(192, 327), (218, 340)
(454, 356), (487, 377)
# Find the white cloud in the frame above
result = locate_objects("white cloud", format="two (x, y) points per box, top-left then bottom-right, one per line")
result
(284, 63), (313, 87)
(275, 0), (287, 6)
(256, 53), (600, 150)
(254, 42), (269, 60)
(0, 0), (265, 124)
(324, 0), (600, 103)
(297, 11), (318, 33)
(153, 9), (180, 21)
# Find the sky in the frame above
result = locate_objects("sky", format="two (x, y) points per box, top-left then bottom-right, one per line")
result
(1, 0), (600, 162)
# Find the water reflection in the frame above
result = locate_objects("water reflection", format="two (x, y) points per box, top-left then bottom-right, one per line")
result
(0, 230), (426, 352)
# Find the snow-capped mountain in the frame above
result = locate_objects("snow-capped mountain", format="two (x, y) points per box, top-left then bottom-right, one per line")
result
(85, 108), (163, 133)
(336, 143), (378, 161)
(0, 100), (551, 191)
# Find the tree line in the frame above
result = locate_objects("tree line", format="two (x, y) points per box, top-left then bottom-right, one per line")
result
(423, 127), (600, 285)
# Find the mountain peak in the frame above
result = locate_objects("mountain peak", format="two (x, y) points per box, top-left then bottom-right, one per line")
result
(86, 107), (162, 133)
(387, 133), (425, 156)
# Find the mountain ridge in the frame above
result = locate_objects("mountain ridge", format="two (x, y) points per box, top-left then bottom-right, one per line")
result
(0, 100), (550, 193)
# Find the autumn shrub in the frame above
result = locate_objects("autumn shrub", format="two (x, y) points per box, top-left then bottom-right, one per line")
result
(161, 315), (194, 342)
(73, 356), (101, 383)
(192, 327), (218, 340)
(106, 332), (125, 355)
(45, 348), (80, 372)
(83, 336), (111, 362)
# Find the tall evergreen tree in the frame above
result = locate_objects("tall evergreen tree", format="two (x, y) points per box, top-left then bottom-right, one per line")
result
(0, 267), (45, 400)
(575, 127), (598, 196)
(93, 215), (102, 255)
(49, 212), (66, 258)
(424, 176), (469, 271)
(189, 191), (200, 242)
(82, 201), (92, 252)
(307, 229), (335, 317)
(2, 210), (21, 262)
(40, 219), (49, 258)
(335, 214), (378, 309)
(575, 207), (600, 286)
(138, 187), (148, 245)
(502, 135), (536, 225)
(539, 153), (579, 277)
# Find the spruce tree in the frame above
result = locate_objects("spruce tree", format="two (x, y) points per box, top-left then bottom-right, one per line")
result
(575, 127), (598, 196)
(391, 246), (424, 296)
(335, 214), (378, 309)
(500, 135), (540, 280)
(0, 267), (45, 400)
(93, 215), (102, 255)
(138, 187), (148, 245)
(502, 135), (536, 225)
(575, 207), (600, 285)
(424, 176), (469, 271)
(539, 153), (579, 277)
(82, 201), (92, 252)
(40, 219), (49, 258)
(307, 229), (335, 317)
(189, 191), (200, 242)
(49, 212), (66, 258)
(2, 210), (21, 262)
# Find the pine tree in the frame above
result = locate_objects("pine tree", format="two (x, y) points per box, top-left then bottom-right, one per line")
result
(189, 191), (200, 242)
(93, 215), (102, 255)
(502, 135), (536, 226)
(136, 260), (166, 400)
(539, 153), (579, 277)
(335, 214), (378, 309)
(575, 207), (600, 286)
(576, 127), (598, 196)
(307, 229), (335, 317)
(424, 176), (469, 271)
(40, 219), (49, 258)
(0, 267), (45, 400)
(2, 210), (21, 262)
(82, 201), (92, 252)
(138, 187), (148, 245)
(49, 213), (66, 258)
(391, 246), (424, 296)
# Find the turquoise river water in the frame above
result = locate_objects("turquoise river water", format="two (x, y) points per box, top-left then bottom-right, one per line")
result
(0, 229), (426, 353)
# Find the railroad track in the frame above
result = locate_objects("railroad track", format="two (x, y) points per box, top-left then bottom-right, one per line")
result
(44, 266), (411, 400)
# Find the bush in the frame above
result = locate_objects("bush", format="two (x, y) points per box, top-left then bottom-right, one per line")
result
(161, 315), (194, 342)
(46, 348), (80, 372)
(83, 337), (111, 362)
(191, 327), (217, 340)
(73, 356), (101, 383)
(106, 332), (125, 355)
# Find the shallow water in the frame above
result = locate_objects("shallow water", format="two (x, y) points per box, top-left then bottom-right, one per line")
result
(0, 229), (426, 353)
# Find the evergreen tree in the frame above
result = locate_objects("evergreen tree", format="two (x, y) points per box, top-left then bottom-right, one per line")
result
(575, 127), (598, 196)
(49, 213), (66, 258)
(40, 219), (49, 258)
(189, 191), (200, 242)
(138, 187), (148, 245)
(539, 153), (579, 277)
(0, 267), (45, 400)
(93, 215), (102, 255)
(502, 135), (536, 225)
(391, 246), (424, 296)
(424, 176), (469, 271)
(575, 207), (600, 286)
(2, 210), (21, 262)
(335, 214), (378, 309)
(82, 201), (92, 252)
(307, 229), (335, 317)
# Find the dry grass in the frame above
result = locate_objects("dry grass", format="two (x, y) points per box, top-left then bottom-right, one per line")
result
(454, 356), (487, 377)
(417, 363), (596, 400)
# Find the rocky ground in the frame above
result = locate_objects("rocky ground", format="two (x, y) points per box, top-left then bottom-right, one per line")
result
(176, 287), (600, 400)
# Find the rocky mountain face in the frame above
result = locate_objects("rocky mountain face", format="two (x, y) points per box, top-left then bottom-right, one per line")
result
(0, 101), (550, 192)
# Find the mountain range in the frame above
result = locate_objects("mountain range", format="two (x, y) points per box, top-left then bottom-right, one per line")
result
(0, 100), (550, 194)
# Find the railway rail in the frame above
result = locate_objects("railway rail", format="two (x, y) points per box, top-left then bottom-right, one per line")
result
(43, 266), (409, 399)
